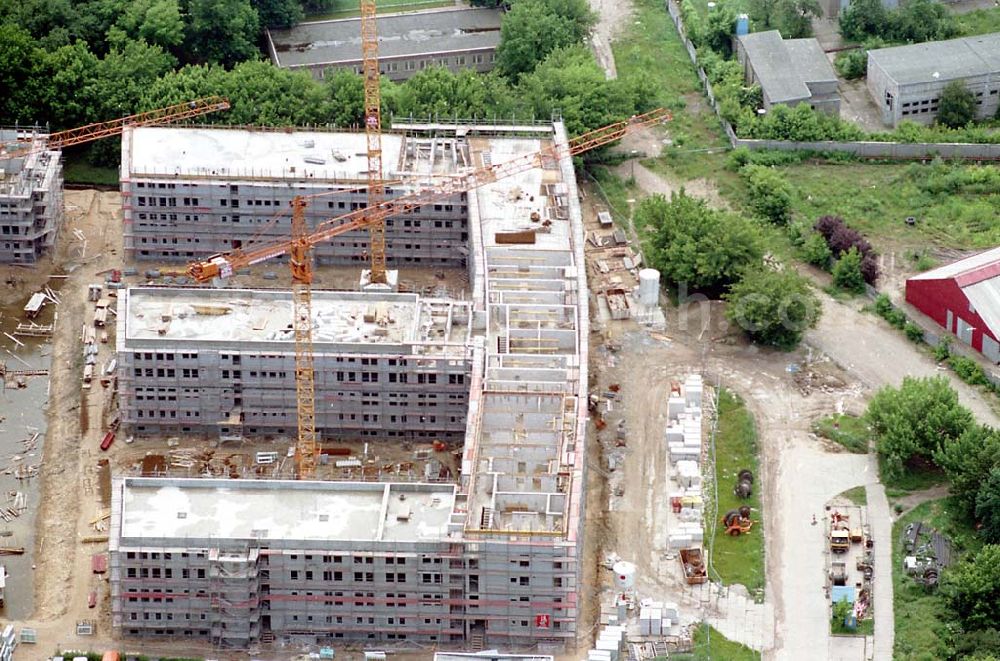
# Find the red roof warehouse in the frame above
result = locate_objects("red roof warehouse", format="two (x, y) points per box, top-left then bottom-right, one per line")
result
(906, 247), (1000, 363)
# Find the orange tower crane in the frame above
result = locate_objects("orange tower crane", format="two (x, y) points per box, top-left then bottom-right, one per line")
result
(360, 0), (388, 285)
(0, 97), (231, 160)
(187, 109), (670, 479)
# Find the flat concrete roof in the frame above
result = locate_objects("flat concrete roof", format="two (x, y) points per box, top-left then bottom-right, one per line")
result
(125, 288), (421, 346)
(268, 7), (501, 69)
(868, 32), (1000, 86)
(125, 126), (403, 181)
(737, 31), (836, 103)
(119, 477), (457, 543)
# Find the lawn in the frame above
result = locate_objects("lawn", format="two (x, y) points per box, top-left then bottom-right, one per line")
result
(305, 0), (452, 20)
(671, 624), (759, 661)
(706, 388), (765, 599)
(775, 162), (1000, 251)
(812, 413), (870, 454)
(955, 7), (1000, 37)
(838, 486), (868, 507)
(63, 157), (119, 187)
(891, 498), (981, 661)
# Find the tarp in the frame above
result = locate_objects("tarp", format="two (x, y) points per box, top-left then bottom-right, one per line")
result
(831, 585), (856, 604)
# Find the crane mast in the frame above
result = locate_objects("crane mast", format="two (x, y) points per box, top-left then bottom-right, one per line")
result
(289, 197), (319, 479)
(361, 0), (388, 285)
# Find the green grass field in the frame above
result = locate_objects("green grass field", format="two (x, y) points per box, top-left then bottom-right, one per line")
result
(955, 7), (1000, 37)
(838, 486), (869, 507)
(707, 389), (766, 598)
(776, 162), (1000, 251)
(813, 413), (870, 454)
(682, 624), (760, 660)
(63, 158), (119, 187)
(305, 0), (452, 20)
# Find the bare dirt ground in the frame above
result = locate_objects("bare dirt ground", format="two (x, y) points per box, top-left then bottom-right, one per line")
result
(838, 78), (888, 134)
(587, 0), (634, 79)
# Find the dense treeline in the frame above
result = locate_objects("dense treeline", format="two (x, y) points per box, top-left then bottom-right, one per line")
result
(0, 0), (649, 166)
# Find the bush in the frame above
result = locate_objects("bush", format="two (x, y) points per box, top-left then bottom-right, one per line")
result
(935, 336), (953, 362)
(742, 164), (793, 225)
(835, 49), (867, 80)
(873, 293), (893, 317)
(886, 308), (907, 329)
(936, 426), (1000, 518)
(802, 231), (833, 268)
(938, 80), (977, 129)
(949, 355), (989, 386)
(867, 375), (974, 481)
(976, 469), (1000, 543)
(904, 322), (924, 343)
(724, 268), (821, 349)
(832, 247), (866, 293)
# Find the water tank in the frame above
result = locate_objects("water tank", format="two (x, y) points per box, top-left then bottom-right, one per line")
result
(637, 268), (661, 307)
(736, 14), (750, 36)
(612, 560), (637, 590)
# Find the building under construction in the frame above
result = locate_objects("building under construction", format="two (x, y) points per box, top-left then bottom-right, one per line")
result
(111, 120), (589, 652)
(120, 126), (473, 266)
(0, 129), (64, 263)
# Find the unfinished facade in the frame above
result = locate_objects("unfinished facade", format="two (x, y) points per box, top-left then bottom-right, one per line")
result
(120, 127), (471, 266)
(0, 130), (64, 263)
(112, 121), (588, 651)
(117, 288), (475, 441)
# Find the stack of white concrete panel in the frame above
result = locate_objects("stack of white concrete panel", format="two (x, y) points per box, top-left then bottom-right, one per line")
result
(675, 460), (701, 488)
(667, 394), (686, 419)
(685, 374), (703, 407)
(587, 650), (611, 661)
(588, 624), (625, 660)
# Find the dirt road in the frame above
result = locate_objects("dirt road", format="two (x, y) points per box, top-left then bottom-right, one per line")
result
(587, 0), (632, 78)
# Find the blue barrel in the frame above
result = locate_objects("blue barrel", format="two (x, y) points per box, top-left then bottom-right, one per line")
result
(736, 14), (750, 36)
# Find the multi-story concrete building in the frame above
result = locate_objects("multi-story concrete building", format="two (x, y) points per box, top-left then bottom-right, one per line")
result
(735, 30), (840, 115)
(867, 32), (1000, 127)
(112, 120), (588, 652)
(266, 7), (502, 82)
(117, 288), (475, 440)
(0, 129), (63, 263)
(120, 126), (470, 266)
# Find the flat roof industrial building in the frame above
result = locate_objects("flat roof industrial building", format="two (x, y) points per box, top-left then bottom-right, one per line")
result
(111, 120), (589, 651)
(735, 30), (840, 115)
(867, 32), (1000, 126)
(267, 7), (502, 81)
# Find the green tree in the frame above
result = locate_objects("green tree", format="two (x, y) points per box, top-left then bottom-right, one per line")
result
(802, 231), (832, 268)
(838, 0), (887, 41)
(937, 80), (976, 129)
(976, 468), (1000, 543)
(942, 545), (1000, 631)
(724, 268), (821, 349)
(867, 376), (974, 482)
(118, 0), (185, 49)
(325, 69), (366, 127)
(936, 426), (1000, 518)
(0, 24), (50, 123)
(704, 4), (738, 57)
(252, 0), (304, 29)
(184, 0), (261, 66)
(518, 45), (639, 136)
(392, 68), (516, 121)
(747, 0), (779, 30)
(742, 164), (793, 225)
(638, 191), (764, 294)
(495, 0), (590, 78)
(39, 41), (102, 129)
(832, 246), (865, 293)
(890, 0), (957, 43)
(775, 0), (822, 38)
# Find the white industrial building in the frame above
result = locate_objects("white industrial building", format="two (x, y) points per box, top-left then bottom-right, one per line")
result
(867, 32), (1000, 127)
(111, 120), (589, 652)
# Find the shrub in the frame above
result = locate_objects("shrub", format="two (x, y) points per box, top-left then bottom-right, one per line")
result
(832, 247), (866, 293)
(742, 164), (793, 225)
(935, 336), (952, 362)
(904, 322), (924, 343)
(835, 49), (867, 80)
(724, 268), (821, 349)
(802, 232), (833, 268)
(873, 294), (893, 317)
(975, 469), (1000, 543)
(943, 545), (1000, 631)
(949, 355), (989, 386)
(938, 80), (976, 128)
(886, 308), (907, 329)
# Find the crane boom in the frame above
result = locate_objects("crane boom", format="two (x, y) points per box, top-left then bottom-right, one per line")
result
(0, 97), (231, 160)
(360, 0), (388, 284)
(188, 108), (670, 283)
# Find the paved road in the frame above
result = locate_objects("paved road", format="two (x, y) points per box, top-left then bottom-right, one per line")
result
(806, 294), (1000, 427)
(867, 481), (894, 661)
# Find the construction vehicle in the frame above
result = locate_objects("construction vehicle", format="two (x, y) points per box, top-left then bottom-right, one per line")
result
(186, 109), (669, 478)
(829, 510), (851, 553)
(722, 505), (755, 536)
(0, 97), (230, 161)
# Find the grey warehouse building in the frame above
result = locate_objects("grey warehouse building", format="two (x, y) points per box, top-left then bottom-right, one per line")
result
(0, 130), (64, 264)
(266, 7), (501, 81)
(735, 30), (840, 115)
(867, 32), (1000, 127)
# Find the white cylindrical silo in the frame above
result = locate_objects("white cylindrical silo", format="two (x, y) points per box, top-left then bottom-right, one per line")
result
(637, 269), (660, 307)
(612, 560), (637, 590)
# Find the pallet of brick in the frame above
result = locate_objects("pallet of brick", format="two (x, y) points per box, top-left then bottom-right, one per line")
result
(684, 374), (703, 407)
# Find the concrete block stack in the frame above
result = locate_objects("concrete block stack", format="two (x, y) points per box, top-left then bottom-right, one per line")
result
(587, 624), (626, 661)
(666, 375), (706, 551)
(639, 600), (680, 636)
